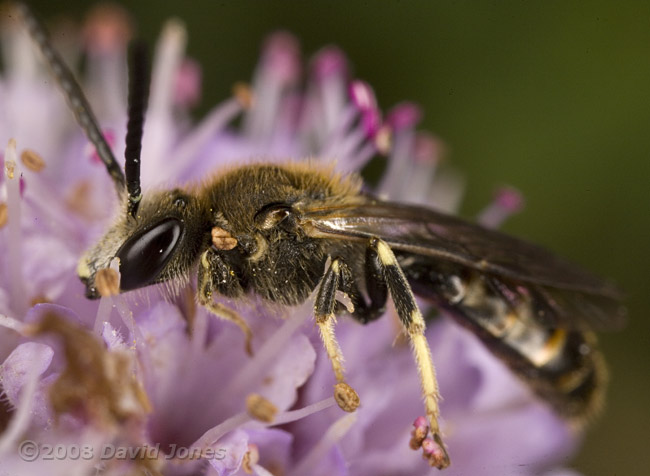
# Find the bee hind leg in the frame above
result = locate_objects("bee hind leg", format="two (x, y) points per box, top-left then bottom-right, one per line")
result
(314, 257), (360, 412)
(370, 237), (450, 469)
(197, 249), (253, 356)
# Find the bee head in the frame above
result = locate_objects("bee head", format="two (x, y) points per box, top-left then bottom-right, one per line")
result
(77, 189), (209, 299)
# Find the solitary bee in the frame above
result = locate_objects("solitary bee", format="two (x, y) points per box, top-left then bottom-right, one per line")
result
(20, 3), (625, 469)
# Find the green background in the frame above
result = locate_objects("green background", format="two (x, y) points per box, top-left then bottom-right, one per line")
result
(19, 1), (650, 475)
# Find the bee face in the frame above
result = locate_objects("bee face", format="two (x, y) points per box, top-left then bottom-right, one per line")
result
(78, 189), (210, 298)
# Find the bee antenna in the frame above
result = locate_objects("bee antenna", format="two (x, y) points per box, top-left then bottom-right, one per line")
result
(124, 39), (150, 218)
(16, 2), (127, 197)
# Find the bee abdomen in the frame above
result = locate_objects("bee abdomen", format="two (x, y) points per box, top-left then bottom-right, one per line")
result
(451, 276), (607, 424)
(529, 329), (607, 424)
(404, 261), (607, 424)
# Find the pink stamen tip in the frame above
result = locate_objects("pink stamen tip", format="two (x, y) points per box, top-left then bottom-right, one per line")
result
(414, 132), (443, 164)
(349, 80), (378, 113)
(312, 46), (347, 80)
(82, 4), (133, 55)
(386, 102), (422, 132)
(262, 31), (301, 83)
(413, 416), (429, 431)
(361, 109), (381, 138)
(19, 175), (26, 197)
(174, 58), (202, 108)
(495, 187), (524, 213)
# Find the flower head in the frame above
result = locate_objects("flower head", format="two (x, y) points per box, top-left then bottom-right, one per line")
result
(1, 5), (581, 475)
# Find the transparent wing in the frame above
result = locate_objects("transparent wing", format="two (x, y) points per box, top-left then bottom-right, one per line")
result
(300, 200), (626, 330)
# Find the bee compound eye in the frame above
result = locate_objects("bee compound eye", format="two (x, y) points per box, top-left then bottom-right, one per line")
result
(115, 218), (183, 291)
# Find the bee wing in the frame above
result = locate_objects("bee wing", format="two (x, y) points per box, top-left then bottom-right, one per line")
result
(300, 200), (626, 331)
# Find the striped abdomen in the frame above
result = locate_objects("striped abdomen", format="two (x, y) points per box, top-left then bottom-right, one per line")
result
(402, 257), (607, 424)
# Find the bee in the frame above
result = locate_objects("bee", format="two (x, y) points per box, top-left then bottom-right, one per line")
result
(19, 3), (625, 469)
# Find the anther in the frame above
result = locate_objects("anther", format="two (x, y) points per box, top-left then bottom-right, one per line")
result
(211, 227), (238, 250)
(241, 444), (259, 474)
(4, 160), (16, 181)
(333, 382), (360, 412)
(233, 82), (254, 110)
(374, 125), (392, 155)
(20, 149), (46, 172)
(95, 268), (120, 297)
(423, 435), (450, 469)
(246, 393), (278, 423)
(0, 203), (7, 229)
(409, 415), (429, 450)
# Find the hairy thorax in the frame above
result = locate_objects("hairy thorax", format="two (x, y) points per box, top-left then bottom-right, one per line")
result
(196, 163), (364, 305)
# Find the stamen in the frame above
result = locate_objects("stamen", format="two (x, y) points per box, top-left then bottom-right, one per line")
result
(173, 97), (243, 178)
(311, 46), (347, 82)
(0, 202), (7, 228)
(349, 80), (377, 113)
(100, 260), (149, 380)
(3, 5), (39, 80)
(320, 106), (356, 158)
(241, 444), (259, 474)
(224, 304), (310, 397)
(409, 415), (429, 450)
(333, 382), (360, 412)
(0, 356), (41, 455)
(252, 464), (275, 476)
(81, 3), (133, 55)
(290, 413), (357, 476)
(477, 187), (525, 229)
(246, 393), (278, 423)
(4, 139), (28, 316)
(96, 267), (120, 297)
(373, 125), (392, 155)
(0, 314), (30, 335)
(93, 261), (121, 335)
(19, 149), (46, 172)
(385, 102), (422, 133)
(421, 437), (448, 468)
(271, 396), (335, 426)
(193, 398), (335, 456)
(260, 31), (301, 84)
(174, 58), (201, 108)
(245, 32), (300, 142)
(400, 132), (445, 206)
(192, 411), (252, 449)
(233, 82), (254, 110)
(142, 19), (187, 179)
(311, 46), (348, 136)
(149, 20), (186, 118)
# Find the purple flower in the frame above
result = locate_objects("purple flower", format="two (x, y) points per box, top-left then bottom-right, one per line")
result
(0, 5), (581, 475)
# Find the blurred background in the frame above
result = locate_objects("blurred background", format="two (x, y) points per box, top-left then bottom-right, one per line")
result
(13, 1), (650, 474)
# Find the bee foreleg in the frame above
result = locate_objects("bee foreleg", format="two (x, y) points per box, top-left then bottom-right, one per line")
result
(197, 249), (253, 356)
(371, 237), (450, 469)
(314, 258), (361, 413)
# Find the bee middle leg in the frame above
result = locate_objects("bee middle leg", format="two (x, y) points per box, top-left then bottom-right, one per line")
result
(197, 248), (253, 356)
